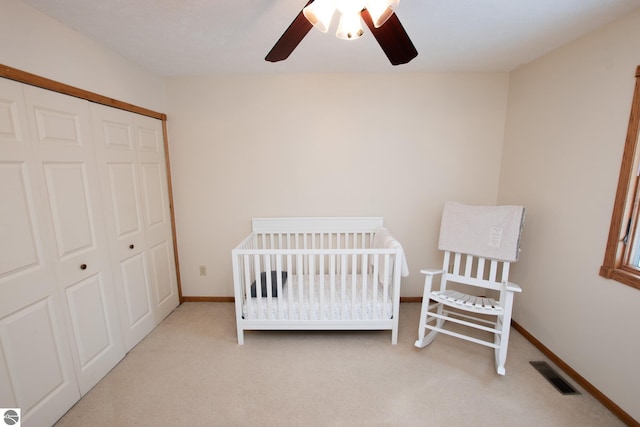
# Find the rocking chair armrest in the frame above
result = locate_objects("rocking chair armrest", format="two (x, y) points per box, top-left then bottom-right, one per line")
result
(420, 268), (445, 276)
(505, 281), (522, 292)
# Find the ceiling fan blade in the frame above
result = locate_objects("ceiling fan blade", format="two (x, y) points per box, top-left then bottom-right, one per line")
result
(265, 1), (314, 62)
(361, 9), (418, 66)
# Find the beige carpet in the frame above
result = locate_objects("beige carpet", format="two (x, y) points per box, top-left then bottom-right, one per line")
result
(54, 303), (623, 427)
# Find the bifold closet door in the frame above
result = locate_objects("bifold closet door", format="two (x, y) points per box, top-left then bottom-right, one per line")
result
(133, 114), (179, 322)
(91, 104), (156, 351)
(91, 105), (178, 349)
(1, 77), (179, 426)
(0, 79), (80, 426)
(22, 85), (125, 396)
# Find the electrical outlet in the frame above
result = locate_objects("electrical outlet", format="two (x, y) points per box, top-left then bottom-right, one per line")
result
(199, 265), (207, 276)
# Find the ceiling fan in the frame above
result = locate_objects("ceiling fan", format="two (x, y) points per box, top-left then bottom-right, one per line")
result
(265, 0), (418, 66)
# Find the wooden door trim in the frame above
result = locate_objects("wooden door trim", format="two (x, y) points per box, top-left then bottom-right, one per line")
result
(1, 63), (184, 303)
(0, 64), (165, 120)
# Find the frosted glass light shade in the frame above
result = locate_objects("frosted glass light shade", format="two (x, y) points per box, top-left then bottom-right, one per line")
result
(303, 0), (336, 33)
(336, 12), (364, 40)
(365, 0), (399, 27)
(334, 0), (365, 14)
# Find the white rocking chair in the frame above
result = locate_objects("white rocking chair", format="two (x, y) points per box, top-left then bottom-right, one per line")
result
(415, 202), (525, 375)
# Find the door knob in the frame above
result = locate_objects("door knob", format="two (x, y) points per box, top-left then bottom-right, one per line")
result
(80, 264), (87, 270)
(129, 244), (135, 249)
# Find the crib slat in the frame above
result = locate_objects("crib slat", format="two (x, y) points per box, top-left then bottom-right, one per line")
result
(341, 253), (347, 320)
(276, 255), (284, 319)
(303, 233), (309, 274)
(243, 254), (253, 316)
(382, 254), (390, 316)
(330, 254), (336, 320)
(287, 253), (293, 319)
(297, 254), (304, 320)
(372, 254), (379, 320)
(309, 254), (315, 320)
(264, 254), (273, 320)
(361, 252), (368, 320)
(351, 252), (357, 320)
(319, 254), (325, 320)
(254, 254), (263, 320)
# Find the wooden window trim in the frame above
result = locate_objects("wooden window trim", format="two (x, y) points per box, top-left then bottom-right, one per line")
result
(600, 65), (640, 290)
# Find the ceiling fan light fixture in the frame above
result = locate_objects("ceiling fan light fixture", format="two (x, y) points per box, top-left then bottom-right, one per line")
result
(365, 0), (399, 27)
(265, 0), (417, 65)
(303, 0), (336, 33)
(336, 11), (364, 40)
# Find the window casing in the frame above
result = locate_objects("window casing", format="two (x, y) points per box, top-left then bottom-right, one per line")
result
(600, 65), (640, 290)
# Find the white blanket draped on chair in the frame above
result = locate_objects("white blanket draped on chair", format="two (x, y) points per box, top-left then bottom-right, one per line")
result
(438, 201), (525, 262)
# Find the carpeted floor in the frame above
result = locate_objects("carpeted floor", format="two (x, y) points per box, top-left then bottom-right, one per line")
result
(54, 302), (624, 426)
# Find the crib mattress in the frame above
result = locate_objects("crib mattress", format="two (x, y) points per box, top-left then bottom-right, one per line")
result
(242, 274), (394, 321)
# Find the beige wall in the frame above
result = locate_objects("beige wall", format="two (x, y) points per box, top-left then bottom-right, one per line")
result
(499, 8), (640, 421)
(4, 0), (640, 421)
(165, 73), (510, 297)
(0, 0), (166, 112)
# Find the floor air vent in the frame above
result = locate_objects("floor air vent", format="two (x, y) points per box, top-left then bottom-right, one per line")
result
(530, 361), (580, 395)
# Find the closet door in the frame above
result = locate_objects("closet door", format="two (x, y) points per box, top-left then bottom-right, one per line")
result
(0, 79), (80, 426)
(23, 85), (125, 396)
(91, 104), (155, 351)
(134, 114), (179, 322)
(91, 106), (179, 348)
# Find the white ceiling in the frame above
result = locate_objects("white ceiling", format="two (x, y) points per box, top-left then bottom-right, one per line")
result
(20, 0), (640, 76)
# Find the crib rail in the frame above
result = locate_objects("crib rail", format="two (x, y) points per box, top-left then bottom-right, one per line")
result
(232, 218), (403, 344)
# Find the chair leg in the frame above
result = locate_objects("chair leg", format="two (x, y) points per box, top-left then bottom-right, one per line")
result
(494, 313), (513, 375)
(415, 273), (442, 348)
(496, 294), (513, 375)
(415, 304), (443, 348)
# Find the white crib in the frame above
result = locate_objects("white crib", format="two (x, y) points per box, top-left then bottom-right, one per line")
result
(232, 217), (406, 344)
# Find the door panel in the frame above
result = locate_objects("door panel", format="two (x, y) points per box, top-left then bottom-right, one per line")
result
(24, 85), (125, 396)
(33, 107), (82, 146)
(1, 299), (70, 412)
(0, 89), (26, 146)
(140, 162), (166, 228)
(149, 241), (173, 305)
(42, 162), (95, 259)
(0, 78), (80, 427)
(0, 162), (40, 278)
(136, 125), (162, 153)
(65, 273), (113, 369)
(108, 163), (142, 237)
(121, 253), (153, 327)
